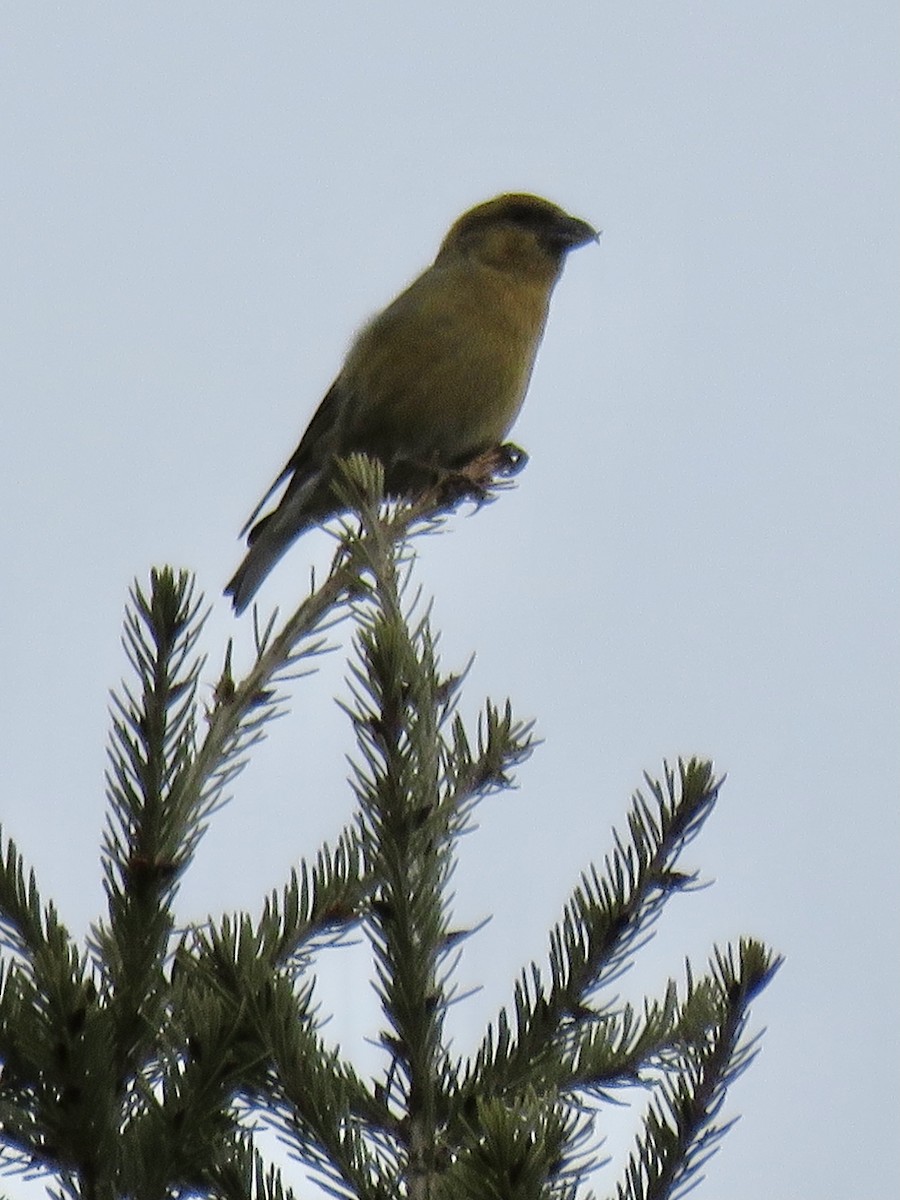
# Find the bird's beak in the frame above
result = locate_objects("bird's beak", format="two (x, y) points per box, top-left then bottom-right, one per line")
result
(556, 214), (601, 251)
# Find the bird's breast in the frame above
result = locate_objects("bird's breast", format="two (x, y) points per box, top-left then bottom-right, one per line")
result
(343, 261), (552, 466)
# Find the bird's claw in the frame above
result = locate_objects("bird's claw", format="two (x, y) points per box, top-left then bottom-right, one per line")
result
(429, 442), (529, 511)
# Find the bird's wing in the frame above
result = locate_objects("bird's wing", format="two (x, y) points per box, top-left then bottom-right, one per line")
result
(239, 380), (346, 538)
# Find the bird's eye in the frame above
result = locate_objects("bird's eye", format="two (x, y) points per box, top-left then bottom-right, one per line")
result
(504, 203), (554, 230)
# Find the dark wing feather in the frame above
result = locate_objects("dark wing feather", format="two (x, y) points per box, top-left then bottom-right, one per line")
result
(238, 380), (346, 539)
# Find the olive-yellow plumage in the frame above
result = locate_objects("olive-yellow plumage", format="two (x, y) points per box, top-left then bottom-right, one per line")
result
(226, 193), (597, 613)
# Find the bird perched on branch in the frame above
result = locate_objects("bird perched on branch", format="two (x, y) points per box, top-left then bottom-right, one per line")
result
(225, 192), (598, 613)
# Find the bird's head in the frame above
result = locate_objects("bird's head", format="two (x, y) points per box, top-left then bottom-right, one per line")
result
(435, 193), (599, 282)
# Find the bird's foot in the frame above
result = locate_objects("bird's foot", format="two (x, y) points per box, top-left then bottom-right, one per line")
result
(432, 442), (529, 509)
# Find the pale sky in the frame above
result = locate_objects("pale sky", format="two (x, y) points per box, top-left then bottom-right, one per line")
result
(1, 5), (898, 1198)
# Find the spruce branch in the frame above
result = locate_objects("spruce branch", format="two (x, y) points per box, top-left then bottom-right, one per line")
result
(95, 569), (208, 1074)
(333, 484), (537, 1196)
(435, 1091), (593, 1200)
(203, 1135), (299, 1200)
(613, 939), (781, 1200)
(252, 830), (370, 970)
(199, 453), (455, 805)
(0, 832), (74, 969)
(0, 831), (104, 1184)
(344, 523), (461, 1190)
(188, 449), (518, 895)
(264, 1004), (396, 1200)
(466, 761), (720, 1102)
(0, 462), (779, 1199)
(559, 972), (719, 1096)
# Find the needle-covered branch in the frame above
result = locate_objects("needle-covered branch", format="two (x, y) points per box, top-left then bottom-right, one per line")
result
(339, 491), (534, 1195)
(464, 762), (720, 1103)
(613, 939), (781, 1200)
(0, 464), (779, 1199)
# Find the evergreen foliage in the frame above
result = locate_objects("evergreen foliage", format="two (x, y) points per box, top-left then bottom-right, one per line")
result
(0, 458), (780, 1199)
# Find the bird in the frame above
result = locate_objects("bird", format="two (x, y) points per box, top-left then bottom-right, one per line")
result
(225, 193), (598, 613)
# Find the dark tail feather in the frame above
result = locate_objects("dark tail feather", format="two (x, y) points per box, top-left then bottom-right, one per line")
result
(225, 513), (311, 614)
(224, 552), (269, 615)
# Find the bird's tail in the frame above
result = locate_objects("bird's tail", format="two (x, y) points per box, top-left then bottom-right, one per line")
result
(224, 511), (311, 614)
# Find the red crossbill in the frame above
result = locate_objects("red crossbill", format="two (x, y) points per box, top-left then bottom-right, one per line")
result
(225, 193), (598, 613)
